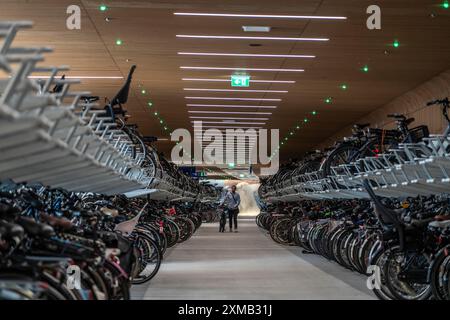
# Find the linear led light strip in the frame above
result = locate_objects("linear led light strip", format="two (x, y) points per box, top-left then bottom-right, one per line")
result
(176, 35), (329, 42)
(192, 121), (266, 124)
(27, 75), (124, 79)
(184, 88), (288, 93)
(195, 134), (258, 138)
(173, 12), (347, 20)
(197, 143), (258, 146)
(187, 104), (277, 109)
(178, 52), (315, 58)
(186, 97), (282, 101)
(190, 116), (268, 120)
(193, 125), (263, 129)
(202, 144), (256, 147)
(202, 144), (257, 147)
(195, 136), (258, 140)
(198, 139), (257, 142)
(188, 111), (272, 115)
(180, 66), (304, 72)
(183, 78), (295, 84)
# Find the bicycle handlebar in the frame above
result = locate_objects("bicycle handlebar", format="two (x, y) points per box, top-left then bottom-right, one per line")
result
(387, 114), (406, 120)
(427, 97), (449, 107)
(426, 97), (450, 123)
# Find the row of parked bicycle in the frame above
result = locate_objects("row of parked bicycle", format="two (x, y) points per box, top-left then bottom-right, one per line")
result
(257, 179), (450, 300)
(0, 181), (220, 300)
(259, 97), (450, 201)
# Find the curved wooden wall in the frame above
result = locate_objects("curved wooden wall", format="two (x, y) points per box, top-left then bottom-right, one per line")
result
(316, 69), (450, 149)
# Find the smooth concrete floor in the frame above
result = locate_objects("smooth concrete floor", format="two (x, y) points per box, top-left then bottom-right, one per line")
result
(131, 218), (375, 300)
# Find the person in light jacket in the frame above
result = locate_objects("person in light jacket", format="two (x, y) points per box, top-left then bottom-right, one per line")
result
(219, 185), (241, 232)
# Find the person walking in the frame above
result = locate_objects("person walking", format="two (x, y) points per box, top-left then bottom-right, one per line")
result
(220, 185), (241, 232)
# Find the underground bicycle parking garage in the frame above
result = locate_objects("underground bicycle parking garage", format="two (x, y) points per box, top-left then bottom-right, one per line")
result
(0, 0), (450, 304)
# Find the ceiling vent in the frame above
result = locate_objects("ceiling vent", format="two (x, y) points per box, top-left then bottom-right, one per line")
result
(242, 26), (271, 32)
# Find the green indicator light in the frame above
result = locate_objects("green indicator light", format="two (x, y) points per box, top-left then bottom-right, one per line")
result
(443, 1), (449, 9)
(141, 89), (146, 94)
(325, 97), (332, 104)
(304, 118), (308, 123)
(164, 126), (168, 130)
(159, 120), (163, 124)
(393, 40), (400, 48)
(99, 4), (108, 11)
(312, 111), (317, 116)
(281, 142), (284, 145)
(296, 125), (300, 129)
(285, 137), (288, 141)
(340, 84), (348, 90)
(154, 112), (158, 116)
(362, 65), (369, 73)
(147, 102), (153, 107)
(115, 39), (123, 46)
(290, 132), (293, 136)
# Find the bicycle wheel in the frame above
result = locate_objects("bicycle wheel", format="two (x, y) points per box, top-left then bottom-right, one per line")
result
(430, 245), (450, 300)
(131, 236), (162, 285)
(322, 144), (360, 177)
(369, 249), (395, 300)
(384, 247), (432, 300)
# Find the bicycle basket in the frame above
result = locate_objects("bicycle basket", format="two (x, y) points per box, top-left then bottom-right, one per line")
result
(368, 128), (400, 140)
(408, 125), (429, 143)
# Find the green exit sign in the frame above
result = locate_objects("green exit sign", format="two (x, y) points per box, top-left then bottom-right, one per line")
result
(231, 75), (250, 87)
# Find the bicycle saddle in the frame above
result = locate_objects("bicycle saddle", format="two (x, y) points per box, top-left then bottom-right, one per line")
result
(109, 65), (136, 108)
(405, 117), (415, 126)
(387, 114), (406, 120)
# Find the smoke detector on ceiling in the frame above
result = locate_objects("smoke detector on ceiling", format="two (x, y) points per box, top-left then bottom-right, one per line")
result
(242, 26), (271, 32)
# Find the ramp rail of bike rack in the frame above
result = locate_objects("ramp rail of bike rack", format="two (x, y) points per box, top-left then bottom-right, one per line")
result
(260, 135), (450, 202)
(0, 21), (220, 201)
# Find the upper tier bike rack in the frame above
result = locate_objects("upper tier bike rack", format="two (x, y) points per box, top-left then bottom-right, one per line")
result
(0, 21), (219, 201)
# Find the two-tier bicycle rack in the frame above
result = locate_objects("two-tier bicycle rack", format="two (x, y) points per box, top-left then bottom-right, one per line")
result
(261, 132), (450, 202)
(0, 21), (219, 201)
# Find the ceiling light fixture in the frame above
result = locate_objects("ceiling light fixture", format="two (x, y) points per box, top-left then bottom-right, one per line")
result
(188, 111), (272, 115)
(27, 75), (124, 79)
(182, 78), (295, 84)
(190, 117), (268, 120)
(187, 104), (277, 109)
(173, 12), (347, 20)
(185, 97), (282, 101)
(178, 52), (315, 58)
(193, 121), (266, 125)
(193, 125), (264, 129)
(196, 130), (259, 134)
(183, 88), (288, 93)
(176, 34), (329, 42)
(180, 66), (304, 72)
